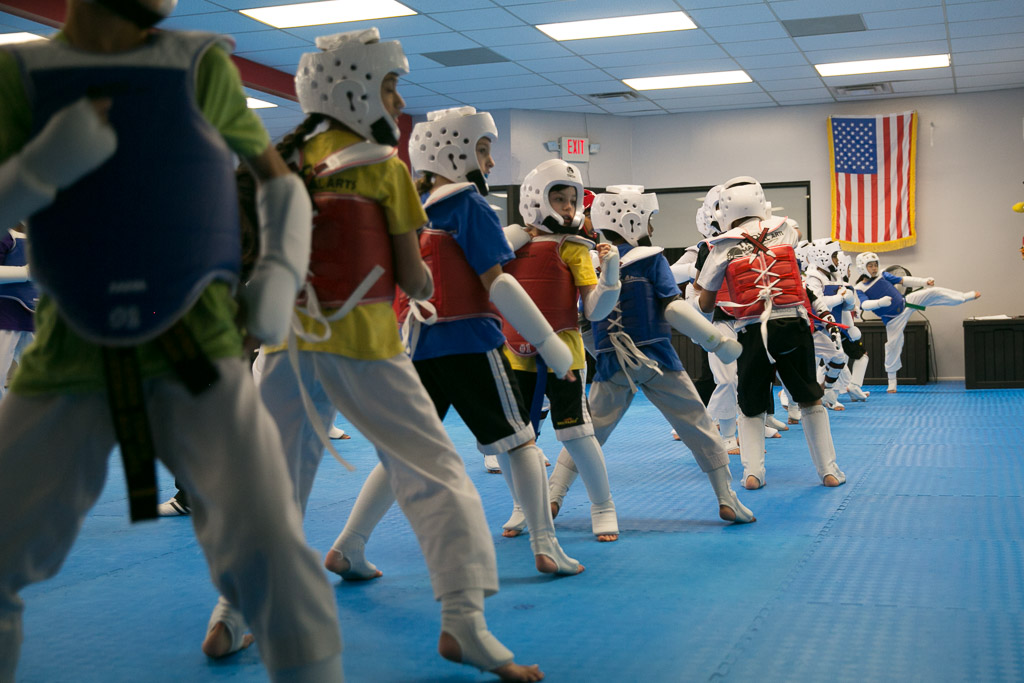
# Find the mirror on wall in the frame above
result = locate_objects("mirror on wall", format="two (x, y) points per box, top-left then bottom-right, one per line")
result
(647, 182), (812, 254)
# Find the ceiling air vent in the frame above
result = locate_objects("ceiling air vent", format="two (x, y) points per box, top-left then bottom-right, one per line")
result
(832, 82), (894, 97)
(587, 91), (641, 103)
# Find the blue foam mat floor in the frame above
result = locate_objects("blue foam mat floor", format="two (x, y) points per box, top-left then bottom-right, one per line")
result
(15, 381), (1024, 682)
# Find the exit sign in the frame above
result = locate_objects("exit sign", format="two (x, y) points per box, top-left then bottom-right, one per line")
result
(561, 136), (589, 162)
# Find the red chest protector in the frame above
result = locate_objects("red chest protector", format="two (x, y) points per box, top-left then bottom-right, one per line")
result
(394, 227), (500, 324)
(502, 235), (586, 356)
(722, 243), (805, 322)
(303, 193), (395, 308)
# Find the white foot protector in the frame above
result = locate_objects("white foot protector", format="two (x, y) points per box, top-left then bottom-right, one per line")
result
(484, 454), (501, 473)
(888, 375), (898, 393)
(723, 435), (740, 455)
(765, 415), (789, 431)
(847, 384), (868, 402)
(590, 499), (619, 538)
(530, 531), (582, 575)
(441, 589), (514, 672)
(330, 539), (381, 580)
(502, 503), (526, 534)
(707, 464), (755, 523)
(206, 598), (249, 657)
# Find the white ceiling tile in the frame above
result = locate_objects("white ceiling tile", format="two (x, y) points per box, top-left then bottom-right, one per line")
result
(744, 65), (820, 80)
(862, 7), (946, 29)
(802, 40), (950, 65)
(234, 46), (311, 69)
(955, 60), (1024, 77)
(585, 45), (730, 69)
(733, 52), (812, 69)
(560, 31), (712, 57)
(724, 39), (804, 58)
(652, 92), (775, 108)
(704, 22), (791, 43)
(954, 47), (1024, 65)
(946, 0), (1024, 22)
(441, 74), (555, 94)
(283, 15), (452, 42)
(823, 68), (953, 87)
(430, 8), (525, 31)
(490, 42), (574, 61)
(517, 56), (600, 74)
(459, 26), (550, 46)
(890, 76), (956, 92)
(175, 0), (227, 15)
(560, 79), (636, 95)
(465, 94), (588, 109)
(161, 11), (265, 32)
(688, 5), (778, 28)
(603, 59), (744, 80)
(554, 69), (620, 85)
(641, 82), (764, 101)
(596, 100), (666, 113)
(794, 25), (948, 51)
(949, 16), (1024, 38)
(230, 30), (309, 52)
(544, 104), (609, 114)
(756, 76), (827, 90)
(952, 34), (1024, 51)
(770, 0), (941, 21)
(771, 87), (834, 102)
(405, 0), (494, 10)
(393, 32), (482, 55)
(405, 62), (528, 84)
(956, 73), (1024, 88)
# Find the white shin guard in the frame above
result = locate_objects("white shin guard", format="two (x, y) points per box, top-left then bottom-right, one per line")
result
(801, 404), (846, 484)
(497, 452), (526, 533)
(562, 436), (618, 537)
(738, 413), (767, 487)
(851, 355), (868, 387)
(331, 462), (394, 578)
(547, 449), (579, 513)
(508, 444), (579, 571)
(707, 464), (755, 523)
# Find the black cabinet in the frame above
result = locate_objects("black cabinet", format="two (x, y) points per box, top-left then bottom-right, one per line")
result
(963, 317), (1024, 389)
(856, 319), (930, 385)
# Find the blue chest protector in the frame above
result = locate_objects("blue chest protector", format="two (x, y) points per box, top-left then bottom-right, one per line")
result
(861, 276), (905, 325)
(11, 33), (240, 345)
(593, 255), (671, 353)
(0, 235), (38, 311)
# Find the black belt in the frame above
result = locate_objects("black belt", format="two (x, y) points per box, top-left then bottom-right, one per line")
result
(102, 320), (219, 522)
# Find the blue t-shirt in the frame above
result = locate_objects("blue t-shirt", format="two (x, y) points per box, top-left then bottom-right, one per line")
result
(411, 187), (514, 361)
(594, 244), (684, 381)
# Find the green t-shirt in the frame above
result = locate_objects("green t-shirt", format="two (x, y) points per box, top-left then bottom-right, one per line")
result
(0, 33), (270, 394)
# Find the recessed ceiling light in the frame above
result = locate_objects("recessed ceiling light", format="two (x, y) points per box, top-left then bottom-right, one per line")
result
(246, 97), (278, 109)
(623, 70), (752, 91)
(815, 54), (950, 77)
(0, 32), (43, 45)
(240, 0), (416, 29)
(536, 11), (696, 41)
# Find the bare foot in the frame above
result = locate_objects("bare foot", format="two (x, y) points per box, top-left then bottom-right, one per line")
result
(502, 528), (523, 538)
(887, 388), (897, 394)
(202, 622), (254, 658)
(823, 474), (842, 487)
(788, 417), (800, 425)
(438, 632), (545, 682)
(550, 501), (560, 519)
(324, 549), (382, 580)
(718, 504), (756, 523)
(534, 554), (584, 575)
(596, 533), (618, 542)
(744, 475), (762, 490)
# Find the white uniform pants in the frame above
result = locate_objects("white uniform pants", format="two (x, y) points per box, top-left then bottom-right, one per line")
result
(588, 365), (729, 473)
(705, 320), (738, 423)
(0, 330), (32, 400)
(0, 358), (342, 679)
(259, 350), (498, 600)
(884, 287), (972, 374)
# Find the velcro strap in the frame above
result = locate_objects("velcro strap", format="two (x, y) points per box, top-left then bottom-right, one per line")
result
(102, 347), (159, 522)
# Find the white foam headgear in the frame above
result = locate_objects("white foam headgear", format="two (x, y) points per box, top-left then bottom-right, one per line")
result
(837, 251), (853, 283)
(795, 240), (811, 272)
(295, 28), (409, 146)
(807, 238), (841, 274)
(696, 184), (724, 238)
(519, 159), (584, 233)
(716, 176), (767, 230)
(856, 251), (880, 278)
(409, 107), (497, 195)
(592, 185), (659, 246)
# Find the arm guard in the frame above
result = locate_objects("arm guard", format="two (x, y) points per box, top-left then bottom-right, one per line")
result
(489, 273), (573, 377)
(0, 265), (29, 284)
(664, 298), (741, 363)
(243, 173), (312, 344)
(901, 276), (930, 288)
(861, 295), (892, 311)
(582, 249), (620, 321)
(0, 97), (116, 229)
(503, 223), (531, 252)
(670, 260), (697, 284)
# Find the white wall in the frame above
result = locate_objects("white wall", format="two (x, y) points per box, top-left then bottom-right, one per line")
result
(494, 88), (1024, 379)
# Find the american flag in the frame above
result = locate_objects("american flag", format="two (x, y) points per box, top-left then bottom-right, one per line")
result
(829, 111), (917, 252)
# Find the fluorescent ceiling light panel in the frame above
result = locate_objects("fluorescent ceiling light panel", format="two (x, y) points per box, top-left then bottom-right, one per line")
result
(623, 70), (752, 91)
(240, 0), (416, 29)
(815, 54), (950, 77)
(537, 11), (696, 41)
(246, 97), (278, 109)
(0, 32), (43, 45)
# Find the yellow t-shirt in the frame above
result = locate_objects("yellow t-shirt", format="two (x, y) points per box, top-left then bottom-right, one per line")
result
(1, 35), (269, 394)
(504, 239), (598, 373)
(263, 128), (427, 361)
